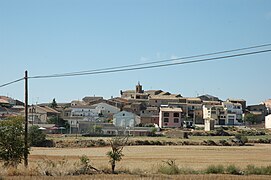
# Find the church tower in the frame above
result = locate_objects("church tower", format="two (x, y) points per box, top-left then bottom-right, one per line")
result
(136, 82), (143, 93)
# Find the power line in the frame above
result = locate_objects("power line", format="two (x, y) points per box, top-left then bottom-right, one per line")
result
(0, 78), (24, 88)
(1, 44), (271, 88)
(38, 43), (271, 77)
(29, 49), (271, 79)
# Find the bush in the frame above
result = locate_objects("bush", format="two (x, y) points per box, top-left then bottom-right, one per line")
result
(226, 164), (241, 175)
(158, 160), (180, 175)
(219, 140), (230, 146)
(234, 134), (248, 145)
(205, 165), (224, 174)
(28, 126), (46, 147)
(204, 140), (217, 146)
(245, 165), (271, 175)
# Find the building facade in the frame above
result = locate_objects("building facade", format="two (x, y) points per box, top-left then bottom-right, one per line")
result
(159, 107), (183, 128)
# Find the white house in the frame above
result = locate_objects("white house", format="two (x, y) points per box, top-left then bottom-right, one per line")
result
(222, 102), (243, 122)
(265, 114), (271, 129)
(203, 103), (242, 126)
(113, 111), (140, 128)
(93, 102), (120, 117)
(70, 106), (99, 119)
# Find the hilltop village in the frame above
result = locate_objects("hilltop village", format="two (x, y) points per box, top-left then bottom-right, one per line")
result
(1, 83), (271, 135)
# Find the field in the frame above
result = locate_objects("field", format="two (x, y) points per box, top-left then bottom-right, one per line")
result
(30, 144), (271, 171)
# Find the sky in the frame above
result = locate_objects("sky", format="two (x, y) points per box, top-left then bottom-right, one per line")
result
(0, 0), (271, 105)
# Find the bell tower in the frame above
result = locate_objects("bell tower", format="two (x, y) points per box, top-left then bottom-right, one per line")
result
(136, 82), (143, 93)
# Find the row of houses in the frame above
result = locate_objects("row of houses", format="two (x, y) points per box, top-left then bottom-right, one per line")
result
(1, 83), (271, 134)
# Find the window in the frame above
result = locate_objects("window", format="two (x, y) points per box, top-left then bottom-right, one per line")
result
(164, 112), (169, 117)
(164, 118), (169, 123)
(173, 113), (179, 117)
(174, 118), (179, 123)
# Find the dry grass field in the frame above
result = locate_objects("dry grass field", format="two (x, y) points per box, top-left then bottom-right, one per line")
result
(2, 144), (271, 179)
(29, 144), (271, 171)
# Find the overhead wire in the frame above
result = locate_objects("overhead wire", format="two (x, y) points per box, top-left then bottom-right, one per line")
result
(0, 78), (25, 88)
(1, 44), (271, 88)
(35, 43), (271, 77)
(29, 49), (271, 79)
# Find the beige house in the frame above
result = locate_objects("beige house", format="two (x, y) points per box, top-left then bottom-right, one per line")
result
(27, 105), (60, 124)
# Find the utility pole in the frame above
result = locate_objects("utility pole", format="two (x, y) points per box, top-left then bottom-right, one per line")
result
(24, 70), (28, 167)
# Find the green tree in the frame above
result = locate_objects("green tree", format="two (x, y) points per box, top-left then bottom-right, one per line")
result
(0, 116), (29, 167)
(245, 113), (257, 125)
(28, 125), (46, 147)
(47, 116), (70, 133)
(107, 136), (128, 173)
(50, 98), (58, 109)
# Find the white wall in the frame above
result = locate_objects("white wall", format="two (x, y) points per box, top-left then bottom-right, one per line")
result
(265, 115), (271, 129)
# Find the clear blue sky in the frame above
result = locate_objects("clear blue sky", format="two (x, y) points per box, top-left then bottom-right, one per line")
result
(0, 0), (271, 105)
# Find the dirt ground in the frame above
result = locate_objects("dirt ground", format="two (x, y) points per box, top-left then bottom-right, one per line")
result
(29, 144), (271, 171)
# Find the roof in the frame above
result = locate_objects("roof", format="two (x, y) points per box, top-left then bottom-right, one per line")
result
(160, 107), (183, 112)
(222, 101), (242, 106)
(150, 95), (180, 100)
(145, 90), (163, 95)
(70, 105), (96, 109)
(122, 90), (135, 93)
(145, 107), (159, 111)
(71, 100), (87, 106)
(227, 98), (246, 102)
(39, 106), (60, 114)
(0, 99), (9, 104)
(186, 97), (202, 101)
(82, 96), (103, 103)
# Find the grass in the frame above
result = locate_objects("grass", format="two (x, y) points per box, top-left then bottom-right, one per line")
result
(205, 165), (225, 174)
(245, 164), (271, 175)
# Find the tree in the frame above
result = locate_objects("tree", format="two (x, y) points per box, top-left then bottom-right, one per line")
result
(0, 116), (29, 167)
(47, 116), (70, 133)
(245, 113), (257, 125)
(107, 136), (128, 173)
(28, 125), (46, 147)
(50, 98), (58, 109)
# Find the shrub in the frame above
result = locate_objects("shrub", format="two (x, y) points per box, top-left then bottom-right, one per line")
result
(245, 165), (271, 175)
(205, 165), (224, 174)
(28, 125), (46, 147)
(158, 160), (180, 175)
(226, 164), (241, 175)
(219, 140), (230, 146)
(204, 140), (217, 146)
(234, 134), (248, 145)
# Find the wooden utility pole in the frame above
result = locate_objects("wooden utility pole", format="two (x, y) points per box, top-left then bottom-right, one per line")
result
(24, 70), (28, 167)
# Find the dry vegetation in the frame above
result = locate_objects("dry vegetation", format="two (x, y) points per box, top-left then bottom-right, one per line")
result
(29, 144), (271, 171)
(1, 144), (271, 179)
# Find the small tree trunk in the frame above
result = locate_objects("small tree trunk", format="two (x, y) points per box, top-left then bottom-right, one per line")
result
(112, 160), (116, 174)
